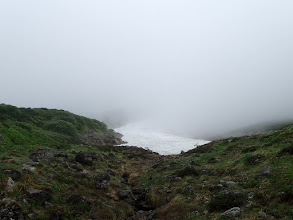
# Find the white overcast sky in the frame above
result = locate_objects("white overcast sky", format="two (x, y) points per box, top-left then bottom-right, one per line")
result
(1, 1), (293, 137)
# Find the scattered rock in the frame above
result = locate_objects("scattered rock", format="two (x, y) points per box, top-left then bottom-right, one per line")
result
(121, 172), (130, 184)
(117, 190), (131, 200)
(107, 169), (115, 176)
(49, 212), (61, 220)
(167, 175), (182, 182)
(67, 194), (83, 203)
(3, 169), (22, 181)
(219, 180), (237, 187)
(54, 152), (68, 158)
(0, 192), (5, 200)
(200, 169), (209, 175)
(247, 192), (255, 199)
(44, 201), (53, 209)
(7, 177), (15, 192)
(258, 211), (267, 218)
(132, 188), (152, 211)
(75, 152), (93, 166)
(220, 207), (241, 218)
(190, 161), (200, 166)
(26, 188), (52, 203)
(254, 166), (272, 179)
(0, 199), (24, 220)
(208, 157), (220, 163)
(130, 210), (156, 220)
(108, 153), (115, 158)
(208, 184), (223, 192)
(208, 190), (245, 211)
(30, 148), (55, 162)
(77, 169), (92, 178)
(245, 154), (264, 165)
(185, 185), (195, 194)
(16, 196), (29, 205)
(96, 172), (110, 189)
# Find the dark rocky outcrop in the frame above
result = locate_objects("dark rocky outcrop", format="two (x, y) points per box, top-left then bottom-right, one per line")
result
(26, 188), (52, 203)
(117, 190), (131, 200)
(0, 199), (24, 220)
(75, 152), (94, 166)
(0, 133), (3, 142)
(30, 148), (55, 162)
(80, 130), (123, 146)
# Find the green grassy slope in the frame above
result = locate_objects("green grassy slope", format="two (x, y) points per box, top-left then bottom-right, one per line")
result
(0, 104), (115, 146)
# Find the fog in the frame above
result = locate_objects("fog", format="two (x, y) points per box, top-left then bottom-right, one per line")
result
(1, 1), (293, 139)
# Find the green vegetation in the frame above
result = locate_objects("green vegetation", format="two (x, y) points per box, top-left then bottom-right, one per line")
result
(0, 104), (111, 146)
(0, 104), (292, 219)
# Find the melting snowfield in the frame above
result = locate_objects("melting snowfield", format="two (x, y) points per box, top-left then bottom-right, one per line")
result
(115, 123), (209, 155)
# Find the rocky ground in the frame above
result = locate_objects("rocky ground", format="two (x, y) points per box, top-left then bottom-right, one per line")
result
(0, 105), (292, 219)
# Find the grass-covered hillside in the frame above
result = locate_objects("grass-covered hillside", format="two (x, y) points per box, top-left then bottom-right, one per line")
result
(0, 104), (292, 219)
(0, 104), (122, 146)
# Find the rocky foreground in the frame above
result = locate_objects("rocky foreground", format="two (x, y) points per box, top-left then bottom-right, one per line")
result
(0, 105), (292, 219)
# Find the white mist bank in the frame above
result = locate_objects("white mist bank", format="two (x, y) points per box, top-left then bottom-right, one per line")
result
(115, 123), (209, 155)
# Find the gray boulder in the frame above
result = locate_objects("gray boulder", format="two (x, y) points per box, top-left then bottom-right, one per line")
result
(221, 207), (241, 218)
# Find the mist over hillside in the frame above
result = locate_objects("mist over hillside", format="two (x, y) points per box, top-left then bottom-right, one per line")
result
(1, 0), (293, 138)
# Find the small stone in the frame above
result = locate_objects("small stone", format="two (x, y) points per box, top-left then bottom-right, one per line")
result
(219, 180), (237, 187)
(117, 190), (131, 200)
(221, 207), (241, 218)
(44, 201), (52, 209)
(7, 177), (15, 192)
(248, 192), (255, 199)
(258, 211), (267, 217)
